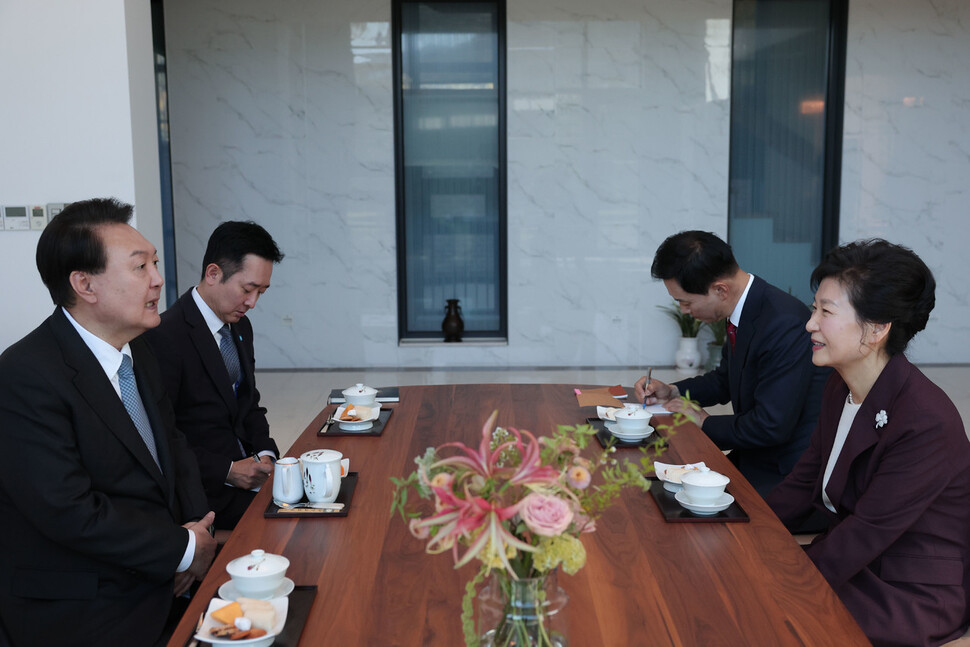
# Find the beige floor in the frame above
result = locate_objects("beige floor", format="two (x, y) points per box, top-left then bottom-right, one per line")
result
(257, 365), (970, 454)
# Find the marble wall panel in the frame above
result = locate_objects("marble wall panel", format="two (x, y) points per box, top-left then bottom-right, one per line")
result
(165, 0), (732, 368)
(840, 0), (970, 362)
(165, 0), (967, 368)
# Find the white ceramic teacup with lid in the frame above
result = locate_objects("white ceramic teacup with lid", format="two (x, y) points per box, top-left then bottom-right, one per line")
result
(680, 469), (730, 504)
(614, 405), (652, 433)
(225, 549), (290, 599)
(301, 449), (345, 504)
(342, 383), (377, 406)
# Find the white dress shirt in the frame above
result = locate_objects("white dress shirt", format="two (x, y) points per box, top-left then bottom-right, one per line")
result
(822, 395), (862, 513)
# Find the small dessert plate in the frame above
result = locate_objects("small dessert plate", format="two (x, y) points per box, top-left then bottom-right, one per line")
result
(195, 596), (288, 647)
(674, 490), (734, 516)
(334, 403), (381, 431)
(219, 577), (295, 602)
(654, 462), (708, 493)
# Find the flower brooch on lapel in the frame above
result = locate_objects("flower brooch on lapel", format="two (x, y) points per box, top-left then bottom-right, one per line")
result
(875, 410), (888, 429)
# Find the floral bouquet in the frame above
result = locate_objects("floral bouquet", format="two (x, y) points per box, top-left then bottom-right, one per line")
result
(390, 410), (670, 646)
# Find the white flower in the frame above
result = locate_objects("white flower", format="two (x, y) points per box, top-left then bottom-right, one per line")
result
(875, 410), (888, 428)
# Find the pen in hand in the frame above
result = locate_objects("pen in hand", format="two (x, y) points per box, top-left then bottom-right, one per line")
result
(642, 367), (653, 409)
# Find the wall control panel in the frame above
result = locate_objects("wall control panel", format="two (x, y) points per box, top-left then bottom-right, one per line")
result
(30, 205), (47, 229)
(1, 203), (66, 231)
(1, 206), (30, 230)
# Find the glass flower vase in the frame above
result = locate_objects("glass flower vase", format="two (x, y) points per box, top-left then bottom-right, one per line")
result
(478, 571), (568, 647)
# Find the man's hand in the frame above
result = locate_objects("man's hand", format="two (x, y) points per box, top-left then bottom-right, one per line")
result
(634, 375), (677, 405)
(663, 396), (710, 427)
(173, 571), (195, 597)
(227, 456), (274, 489)
(184, 511), (217, 582)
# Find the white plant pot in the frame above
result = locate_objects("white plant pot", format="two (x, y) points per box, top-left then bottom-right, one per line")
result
(674, 337), (701, 374)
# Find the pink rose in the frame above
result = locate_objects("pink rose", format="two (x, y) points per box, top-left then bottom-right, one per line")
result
(520, 493), (574, 537)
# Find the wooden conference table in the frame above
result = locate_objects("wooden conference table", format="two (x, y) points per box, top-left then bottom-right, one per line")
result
(170, 384), (869, 646)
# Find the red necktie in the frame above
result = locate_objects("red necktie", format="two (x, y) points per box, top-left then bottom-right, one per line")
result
(727, 321), (737, 351)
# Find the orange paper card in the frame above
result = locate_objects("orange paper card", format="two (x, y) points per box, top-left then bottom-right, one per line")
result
(575, 387), (624, 408)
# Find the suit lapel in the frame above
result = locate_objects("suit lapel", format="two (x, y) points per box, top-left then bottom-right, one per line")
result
(131, 339), (178, 506)
(822, 355), (911, 511)
(181, 293), (240, 415)
(728, 276), (764, 410)
(50, 310), (168, 493)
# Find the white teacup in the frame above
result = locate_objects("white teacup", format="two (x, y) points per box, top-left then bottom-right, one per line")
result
(301, 449), (350, 504)
(614, 405), (652, 434)
(680, 469), (730, 504)
(272, 457), (304, 504)
(342, 383), (377, 406)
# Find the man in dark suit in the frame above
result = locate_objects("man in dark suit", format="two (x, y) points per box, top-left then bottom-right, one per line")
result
(635, 230), (829, 496)
(144, 221), (283, 529)
(0, 198), (217, 647)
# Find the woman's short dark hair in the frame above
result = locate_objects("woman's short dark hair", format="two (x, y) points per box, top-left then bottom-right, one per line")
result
(811, 239), (935, 356)
(651, 230), (739, 295)
(201, 221), (284, 281)
(36, 198), (133, 307)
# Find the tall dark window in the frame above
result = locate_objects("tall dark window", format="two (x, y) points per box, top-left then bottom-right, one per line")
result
(151, 0), (179, 305)
(394, 1), (507, 340)
(728, 0), (847, 304)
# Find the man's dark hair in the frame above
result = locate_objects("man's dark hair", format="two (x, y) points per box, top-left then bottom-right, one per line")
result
(36, 198), (133, 307)
(650, 230), (739, 295)
(201, 221), (284, 281)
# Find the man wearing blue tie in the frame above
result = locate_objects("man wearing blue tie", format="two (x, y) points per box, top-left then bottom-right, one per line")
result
(0, 198), (216, 646)
(144, 221), (284, 529)
(635, 230), (829, 496)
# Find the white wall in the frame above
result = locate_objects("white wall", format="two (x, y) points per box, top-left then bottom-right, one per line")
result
(163, 0), (733, 369)
(0, 0), (163, 352)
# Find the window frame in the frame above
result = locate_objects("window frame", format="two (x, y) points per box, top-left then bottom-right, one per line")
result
(392, 0), (509, 341)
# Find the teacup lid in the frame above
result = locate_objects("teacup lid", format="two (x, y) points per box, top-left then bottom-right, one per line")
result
(342, 383), (377, 397)
(226, 549), (290, 577)
(616, 406), (651, 420)
(301, 449), (342, 462)
(681, 470), (730, 487)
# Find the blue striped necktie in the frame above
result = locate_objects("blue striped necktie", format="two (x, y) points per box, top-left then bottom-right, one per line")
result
(117, 354), (162, 471)
(219, 324), (243, 394)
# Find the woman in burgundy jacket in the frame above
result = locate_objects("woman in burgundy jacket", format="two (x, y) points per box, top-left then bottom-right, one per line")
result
(766, 239), (970, 647)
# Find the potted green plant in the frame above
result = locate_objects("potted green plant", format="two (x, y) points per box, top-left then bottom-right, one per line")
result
(704, 319), (727, 371)
(657, 302), (702, 372)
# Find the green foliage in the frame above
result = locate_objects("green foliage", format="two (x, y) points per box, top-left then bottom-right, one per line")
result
(705, 318), (727, 346)
(658, 301), (703, 337)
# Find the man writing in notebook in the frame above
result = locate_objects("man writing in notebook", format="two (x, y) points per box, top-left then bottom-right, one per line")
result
(634, 230), (828, 496)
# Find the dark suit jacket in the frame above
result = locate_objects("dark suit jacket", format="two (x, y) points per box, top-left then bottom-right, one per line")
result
(0, 308), (209, 647)
(143, 289), (278, 516)
(767, 354), (970, 646)
(674, 276), (829, 494)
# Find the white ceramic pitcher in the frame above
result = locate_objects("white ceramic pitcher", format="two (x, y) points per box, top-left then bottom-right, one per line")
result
(300, 449), (343, 504)
(272, 456), (304, 504)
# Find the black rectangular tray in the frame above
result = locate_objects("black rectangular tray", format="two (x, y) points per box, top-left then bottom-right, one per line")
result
(647, 480), (749, 523)
(264, 472), (358, 518)
(318, 408), (392, 437)
(190, 586), (316, 647)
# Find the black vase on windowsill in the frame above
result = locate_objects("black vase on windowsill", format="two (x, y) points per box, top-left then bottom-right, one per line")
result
(442, 299), (464, 342)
